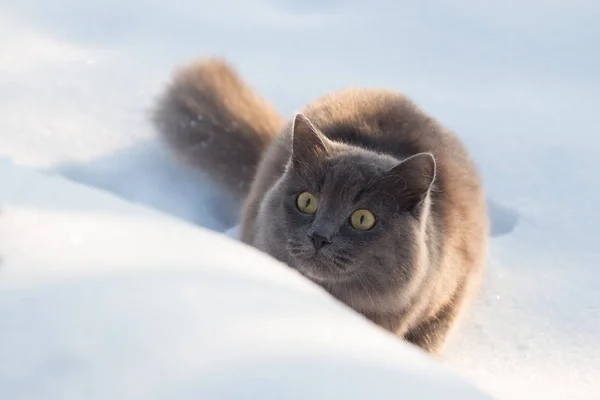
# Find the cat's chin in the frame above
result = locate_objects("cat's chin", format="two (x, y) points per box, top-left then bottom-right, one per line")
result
(292, 260), (357, 284)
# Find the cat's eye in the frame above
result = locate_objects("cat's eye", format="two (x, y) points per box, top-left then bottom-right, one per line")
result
(296, 191), (318, 214)
(350, 209), (376, 231)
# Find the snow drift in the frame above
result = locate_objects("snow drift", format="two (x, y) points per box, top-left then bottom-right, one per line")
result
(0, 160), (490, 399)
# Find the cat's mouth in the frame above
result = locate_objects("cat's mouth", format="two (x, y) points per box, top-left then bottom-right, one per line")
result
(286, 241), (357, 284)
(291, 257), (357, 284)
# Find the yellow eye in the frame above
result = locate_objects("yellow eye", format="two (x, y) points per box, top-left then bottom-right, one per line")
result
(296, 191), (318, 214)
(350, 209), (376, 231)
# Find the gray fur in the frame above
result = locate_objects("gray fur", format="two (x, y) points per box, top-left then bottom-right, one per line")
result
(154, 58), (489, 354)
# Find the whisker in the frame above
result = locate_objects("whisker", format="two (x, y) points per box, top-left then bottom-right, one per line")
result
(333, 254), (352, 264)
(357, 275), (375, 307)
(330, 258), (348, 270)
(338, 283), (356, 309)
(364, 274), (385, 309)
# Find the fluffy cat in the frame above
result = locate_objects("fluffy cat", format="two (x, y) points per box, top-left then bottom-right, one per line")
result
(153, 58), (489, 354)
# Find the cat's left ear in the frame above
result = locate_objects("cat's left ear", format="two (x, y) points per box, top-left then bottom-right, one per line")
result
(379, 152), (436, 211)
(291, 113), (330, 164)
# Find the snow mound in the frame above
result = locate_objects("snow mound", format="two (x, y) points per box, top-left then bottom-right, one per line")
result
(0, 160), (490, 399)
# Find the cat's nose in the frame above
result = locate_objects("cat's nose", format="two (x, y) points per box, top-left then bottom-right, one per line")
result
(309, 232), (332, 251)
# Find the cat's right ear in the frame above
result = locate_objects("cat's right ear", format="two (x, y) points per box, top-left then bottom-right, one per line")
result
(291, 113), (329, 164)
(378, 152), (437, 213)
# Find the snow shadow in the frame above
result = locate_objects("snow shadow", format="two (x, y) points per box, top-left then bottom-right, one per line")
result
(487, 199), (519, 237)
(50, 141), (239, 232)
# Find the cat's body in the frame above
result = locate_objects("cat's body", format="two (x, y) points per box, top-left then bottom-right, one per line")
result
(153, 58), (489, 353)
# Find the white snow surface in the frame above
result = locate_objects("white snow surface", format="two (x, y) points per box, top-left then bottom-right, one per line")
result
(0, 161), (489, 399)
(1, 0), (599, 399)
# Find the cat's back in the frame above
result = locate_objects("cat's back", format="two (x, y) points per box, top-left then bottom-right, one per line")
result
(303, 88), (476, 175)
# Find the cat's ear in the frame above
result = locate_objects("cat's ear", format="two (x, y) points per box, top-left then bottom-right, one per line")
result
(291, 113), (329, 164)
(379, 152), (436, 211)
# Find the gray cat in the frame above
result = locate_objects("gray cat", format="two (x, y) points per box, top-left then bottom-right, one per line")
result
(153, 58), (489, 354)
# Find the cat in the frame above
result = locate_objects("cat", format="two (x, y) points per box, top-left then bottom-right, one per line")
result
(152, 58), (489, 354)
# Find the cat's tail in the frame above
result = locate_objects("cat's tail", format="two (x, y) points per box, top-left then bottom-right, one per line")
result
(152, 58), (285, 197)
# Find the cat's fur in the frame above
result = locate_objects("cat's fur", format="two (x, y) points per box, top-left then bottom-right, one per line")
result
(153, 58), (489, 354)
(153, 59), (284, 198)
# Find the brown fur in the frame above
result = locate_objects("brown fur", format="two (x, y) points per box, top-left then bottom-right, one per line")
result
(153, 58), (489, 354)
(153, 58), (284, 197)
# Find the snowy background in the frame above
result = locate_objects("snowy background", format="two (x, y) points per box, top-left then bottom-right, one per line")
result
(1, 0), (599, 399)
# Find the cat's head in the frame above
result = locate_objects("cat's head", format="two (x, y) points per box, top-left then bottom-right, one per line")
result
(261, 113), (436, 312)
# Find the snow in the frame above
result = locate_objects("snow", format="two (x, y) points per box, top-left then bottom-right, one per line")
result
(1, 0), (599, 399)
(0, 160), (489, 399)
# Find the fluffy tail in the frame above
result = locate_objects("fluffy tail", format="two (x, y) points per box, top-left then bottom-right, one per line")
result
(152, 58), (284, 197)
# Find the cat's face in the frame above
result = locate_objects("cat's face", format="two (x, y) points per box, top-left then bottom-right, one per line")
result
(261, 114), (436, 313)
